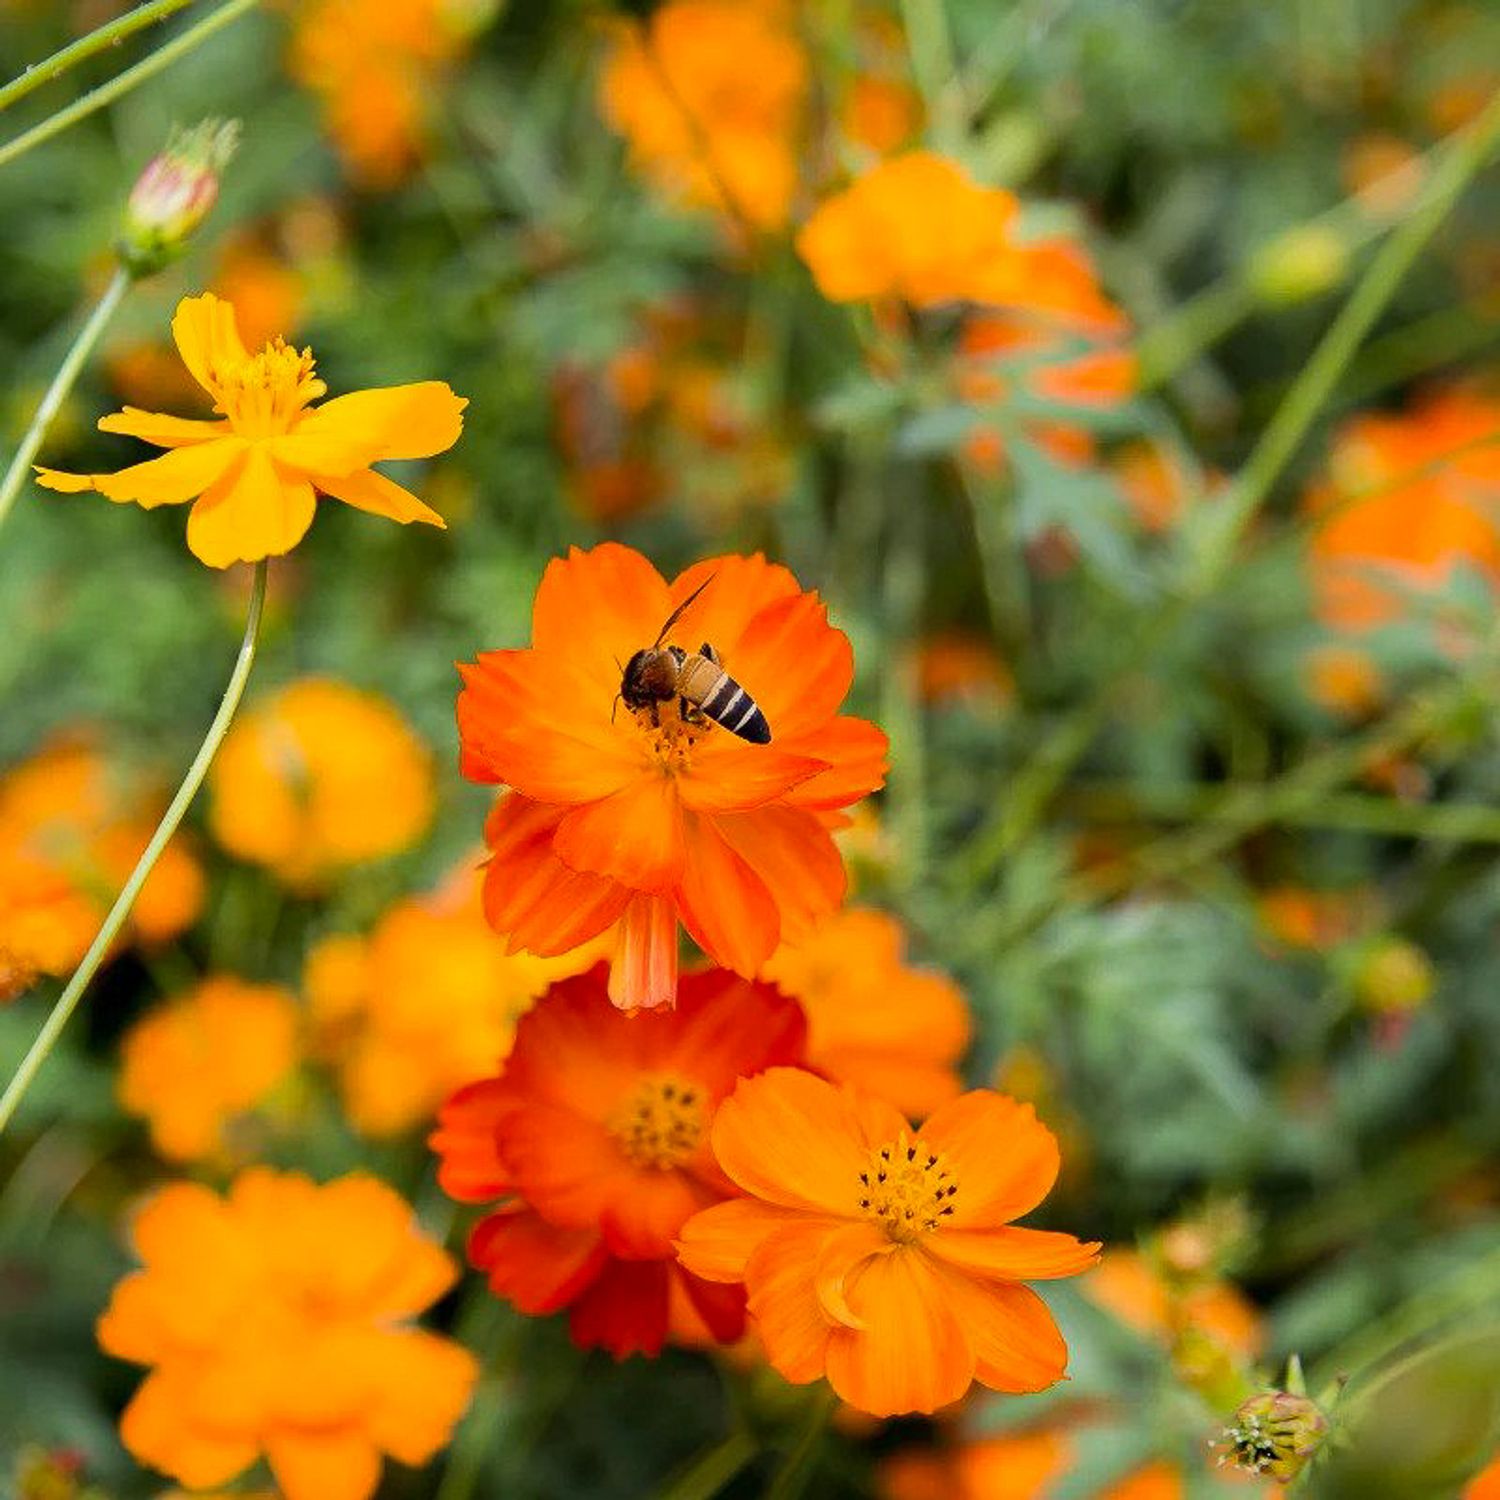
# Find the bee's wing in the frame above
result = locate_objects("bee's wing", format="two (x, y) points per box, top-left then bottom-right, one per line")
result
(651, 573), (716, 648)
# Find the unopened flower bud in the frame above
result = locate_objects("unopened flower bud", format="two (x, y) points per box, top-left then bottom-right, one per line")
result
(1248, 224), (1349, 306)
(118, 119), (240, 278)
(1353, 935), (1435, 1017)
(1223, 1390), (1330, 1482)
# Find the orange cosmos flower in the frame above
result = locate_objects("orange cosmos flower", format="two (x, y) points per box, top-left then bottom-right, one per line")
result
(208, 677), (434, 888)
(677, 1068), (1099, 1416)
(98, 1169), (476, 1500)
(912, 633), (1014, 710)
(0, 740), (203, 980)
(881, 1427), (1073, 1500)
(798, 151), (1028, 308)
(37, 293), (464, 568)
(457, 544), (888, 1011)
(305, 863), (607, 1136)
(430, 966), (806, 1358)
(598, 1), (807, 232)
(1306, 386), (1500, 633)
(119, 976), (299, 1162)
(1466, 1456), (1500, 1499)
(759, 907), (971, 1118)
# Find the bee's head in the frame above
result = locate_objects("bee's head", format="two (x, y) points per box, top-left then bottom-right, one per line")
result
(620, 647), (664, 709)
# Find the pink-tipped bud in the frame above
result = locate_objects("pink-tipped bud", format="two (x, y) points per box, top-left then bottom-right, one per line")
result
(118, 119), (240, 277)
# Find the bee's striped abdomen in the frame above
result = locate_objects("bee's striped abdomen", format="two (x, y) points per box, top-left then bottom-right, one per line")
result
(681, 653), (772, 743)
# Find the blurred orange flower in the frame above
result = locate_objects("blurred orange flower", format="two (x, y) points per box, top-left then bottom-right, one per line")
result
(798, 151), (1025, 307)
(288, 0), (481, 187)
(760, 907), (971, 1117)
(38, 293), (464, 567)
(1306, 387), (1500, 633)
(430, 966), (805, 1357)
(97, 1169), (476, 1500)
(1256, 885), (1369, 951)
(679, 1068), (1099, 1416)
(1465, 1455), (1500, 1499)
(881, 1427), (1073, 1500)
(457, 544), (888, 1011)
(598, 1), (807, 232)
(912, 633), (1013, 710)
(1112, 438), (1218, 533)
(119, 976), (299, 1162)
(0, 740), (203, 982)
(209, 677), (434, 889)
(305, 864), (606, 1136)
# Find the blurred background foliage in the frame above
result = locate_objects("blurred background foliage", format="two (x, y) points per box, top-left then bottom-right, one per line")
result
(2, 0), (1500, 1496)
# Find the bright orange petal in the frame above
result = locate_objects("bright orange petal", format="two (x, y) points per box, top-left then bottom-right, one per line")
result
(608, 891), (679, 1011)
(779, 717), (890, 810)
(678, 743), (829, 813)
(675, 1197), (804, 1283)
(118, 1372), (258, 1490)
(742, 1219), (841, 1383)
(666, 555), (803, 666)
(824, 1246), (976, 1416)
(926, 1225), (1100, 1282)
(917, 1093), (1061, 1229)
(554, 774), (686, 890)
(362, 1328), (479, 1466)
(709, 1067), (902, 1214)
(171, 293), (249, 398)
(676, 812), (781, 975)
(98, 407), (232, 447)
(665, 971), (807, 1103)
(265, 1430), (382, 1500)
(314, 466), (446, 527)
(713, 805), (847, 947)
(185, 448), (316, 568)
(936, 1270), (1071, 1394)
(292, 382), (467, 461)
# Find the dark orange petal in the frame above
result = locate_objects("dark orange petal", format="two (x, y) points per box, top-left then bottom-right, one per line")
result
(926, 1225), (1100, 1282)
(501, 1101), (627, 1228)
(599, 1168), (719, 1260)
(554, 774), (686, 890)
(674, 1266), (748, 1345)
(568, 1257), (671, 1358)
(457, 651), (641, 803)
(917, 1092), (1061, 1229)
(676, 1197), (805, 1283)
(676, 812), (781, 976)
(608, 891), (679, 1011)
(709, 1067), (897, 1214)
(480, 794), (630, 956)
(430, 1078), (518, 1202)
(779, 717), (890, 810)
(713, 805), (847, 948)
(467, 1206), (608, 1314)
(667, 554), (803, 666)
(678, 743), (829, 813)
(667, 971), (807, 1101)
(935, 1270), (1071, 1394)
(824, 1246), (975, 1416)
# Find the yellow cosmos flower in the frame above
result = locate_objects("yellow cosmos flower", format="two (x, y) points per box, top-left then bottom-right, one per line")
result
(36, 293), (466, 568)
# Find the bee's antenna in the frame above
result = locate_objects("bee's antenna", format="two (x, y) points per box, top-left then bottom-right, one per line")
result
(652, 572), (716, 648)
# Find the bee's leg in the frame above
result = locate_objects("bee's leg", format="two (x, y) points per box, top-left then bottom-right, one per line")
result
(649, 702), (661, 727)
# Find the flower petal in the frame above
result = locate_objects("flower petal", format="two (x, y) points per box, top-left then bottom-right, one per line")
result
(430, 1078), (519, 1202)
(568, 1258), (671, 1358)
(666, 555), (804, 666)
(742, 1219), (841, 1383)
(362, 1328), (479, 1466)
(676, 1197), (804, 1283)
(814, 1221), (892, 1328)
(713, 805), (847, 948)
(608, 891), (679, 1011)
(457, 651), (642, 803)
(38, 436), (245, 508)
(676, 812), (781, 975)
(171, 293), (249, 399)
(480, 794), (631, 956)
(266, 1429), (383, 1500)
(927, 1225), (1101, 1282)
(678, 742), (830, 812)
(554, 774), (686, 890)
(824, 1246), (976, 1416)
(709, 1067), (902, 1215)
(666, 971), (807, 1102)
(468, 1206), (608, 1314)
(779, 717), (890, 810)
(293, 382), (467, 462)
(99, 407), (231, 447)
(186, 448), (316, 568)
(118, 1371), (258, 1490)
(916, 1092), (1061, 1229)
(314, 465), (446, 527)
(935, 1270), (1071, 1394)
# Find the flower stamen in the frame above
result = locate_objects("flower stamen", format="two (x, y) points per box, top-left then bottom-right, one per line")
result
(858, 1132), (958, 1241)
(609, 1074), (704, 1168)
(210, 338), (327, 437)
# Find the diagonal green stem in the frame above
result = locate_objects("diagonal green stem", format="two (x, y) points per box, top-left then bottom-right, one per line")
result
(0, 0), (259, 172)
(0, 560), (267, 1140)
(0, 268), (130, 539)
(654, 1431), (757, 1500)
(765, 1386), (836, 1500)
(0, 0), (197, 115)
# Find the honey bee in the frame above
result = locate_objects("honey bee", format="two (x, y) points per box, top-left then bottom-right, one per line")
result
(618, 577), (771, 744)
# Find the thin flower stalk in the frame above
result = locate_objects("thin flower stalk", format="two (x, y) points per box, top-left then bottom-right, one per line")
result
(0, 0), (260, 172)
(0, 559), (267, 1138)
(0, 268), (129, 538)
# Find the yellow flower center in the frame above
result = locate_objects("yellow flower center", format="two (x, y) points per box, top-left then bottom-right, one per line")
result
(859, 1133), (958, 1242)
(211, 338), (327, 438)
(609, 1074), (705, 1168)
(630, 695), (711, 771)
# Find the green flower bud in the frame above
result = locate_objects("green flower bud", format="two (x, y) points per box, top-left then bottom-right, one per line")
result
(1223, 1390), (1330, 1482)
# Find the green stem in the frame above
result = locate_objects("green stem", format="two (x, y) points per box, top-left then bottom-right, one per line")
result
(655, 1431), (757, 1500)
(0, 0), (259, 171)
(0, 559), (267, 1139)
(0, 267), (129, 538)
(901, 0), (958, 145)
(0, 0), (198, 115)
(765, 1386), (837, 1500)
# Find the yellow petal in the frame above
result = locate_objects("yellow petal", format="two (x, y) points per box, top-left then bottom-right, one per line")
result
(171, 293), (248, 399)
(99, 407), (230, 448)
(34, 467), (96, 493)
(39, 437), (245, 509)
(294, 382), (467, 462)
(315, 466), (446, 527)
(186, 447), (316, 568)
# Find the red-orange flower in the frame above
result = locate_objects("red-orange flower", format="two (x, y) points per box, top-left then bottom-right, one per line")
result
(430, 966), (805, 1358)
(456, 544), (888, 1011)
(678, 1068), (1099, 1416)
(97, 1169), (476, 1500)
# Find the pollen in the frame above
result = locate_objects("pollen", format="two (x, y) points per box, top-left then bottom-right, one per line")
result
(211, 338), (328, 437)
(631, 693), (710, 770)
(858, 1132), (958, 1241)
(609, 1073), (705, 1168)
